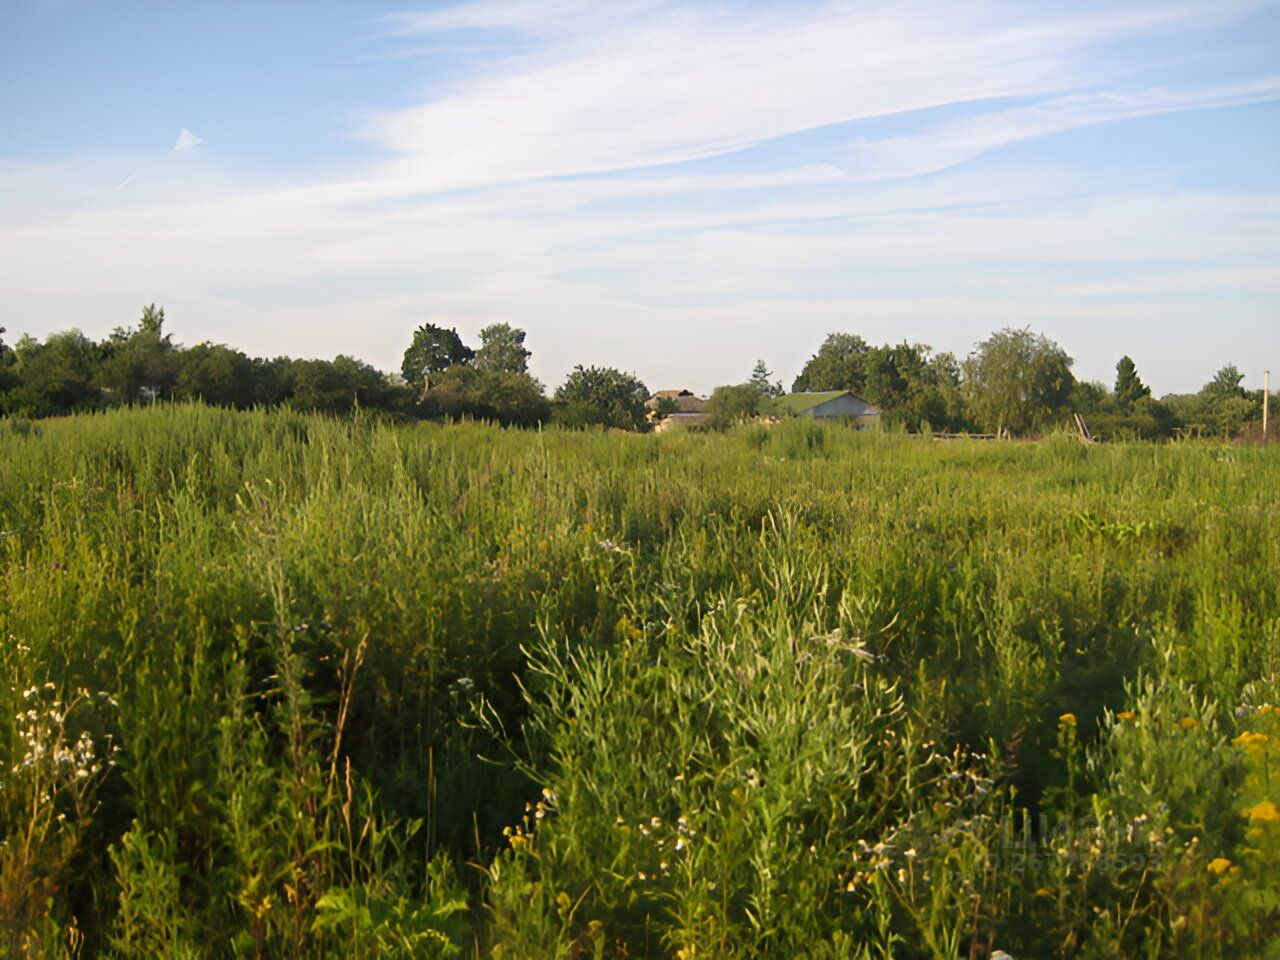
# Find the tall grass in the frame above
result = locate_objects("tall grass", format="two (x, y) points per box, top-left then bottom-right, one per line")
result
(0, 406), (1277, 957)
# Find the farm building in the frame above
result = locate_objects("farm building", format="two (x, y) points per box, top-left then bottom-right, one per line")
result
(648, 389), (710, 431)
(774, 391), (881, 426)
(646, 389), (707, 414)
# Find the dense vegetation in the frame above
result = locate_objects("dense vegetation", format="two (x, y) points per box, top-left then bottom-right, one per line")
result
(1, 405), (1277, 957)
(1, 310), (1273, 441)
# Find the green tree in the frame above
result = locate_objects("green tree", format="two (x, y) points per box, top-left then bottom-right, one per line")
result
(962, 327), (1075, 436)
(473, 323), (531, 374)
(553, 366), (649, 431)
(0, 327), (17, 412)
(288, 356), (395, 414)
(175, 343), (260, 408)
(8, 330), (101, 416)
(1113, 356), (1151, 409)
(704, 383), (765, 430)
(1206, 364), (1245, 398)
(98, 304), (179, 404)
(423, 366), (549, 427)
(791, 333), (869, 393)
(401, 324), (473, 387)
(749, 360), (783, 398)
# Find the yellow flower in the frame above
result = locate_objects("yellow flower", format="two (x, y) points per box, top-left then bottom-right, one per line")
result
(1116, 711), (1136, 721)
(1232, 731), (1270, 749)
(555, 891), (571, 910)
(1059, 713), (1077, 726)
(1207, 857), (1232, 875)
(1177, 717), (1199, 731)
(1242, 800), (1280, 823)
(1035, 887), (1053, 897)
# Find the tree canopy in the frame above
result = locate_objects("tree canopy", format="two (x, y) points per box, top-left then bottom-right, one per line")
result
(961, 327), (1075, 436)
(791, 333), (869, 394)
(401, 324), (474, 386)
(553, 366), (649, 431)
(473, 323), (532, 374)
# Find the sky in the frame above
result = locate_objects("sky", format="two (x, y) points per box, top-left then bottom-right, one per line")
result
(1, 0), (1278, 396)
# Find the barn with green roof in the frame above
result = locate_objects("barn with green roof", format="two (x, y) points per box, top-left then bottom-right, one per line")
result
(774, 391), (881, 426)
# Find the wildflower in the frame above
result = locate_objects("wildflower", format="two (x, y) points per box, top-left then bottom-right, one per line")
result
(1177, 717), (1199, 731)
(555, 891), (571, 910)
(1207, 858), (1232, 875)
(650, 816), (662, 828)
(1242, 800), (1279, 823)
(904, 848), (918, 860)
(1059, 713), (1077, 726)
(1035, 887), (1052, 897)
(1116, 711), (1136, 721)
(1232, 731), (1269, 749)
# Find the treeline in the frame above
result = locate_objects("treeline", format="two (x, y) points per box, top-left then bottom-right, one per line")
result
(0, 307), (1271, 439)
(710, 328), (1273, 439)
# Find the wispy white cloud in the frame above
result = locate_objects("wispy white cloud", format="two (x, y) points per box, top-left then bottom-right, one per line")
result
(171, 128), (203, 153)
(842, 77), (1280, 180)
(365, 0), (1264, 190)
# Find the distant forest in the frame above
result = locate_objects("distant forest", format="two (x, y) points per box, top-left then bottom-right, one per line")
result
(0, 305), (1272, 440)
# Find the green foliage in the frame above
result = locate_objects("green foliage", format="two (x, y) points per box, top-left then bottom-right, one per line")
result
(962, 326), (1076, 436)
(1, 404), (1279, 957)
(287, 355), (404, 414)
(473, 323), (532, 374)
(553, 365), (649, 430)
(401, 324), (473, 387)
(8, 330), (101, 417)
(749, 360), (783, 398)
(423, 365), (549, 426)
(98, 304), (180, 404)
(175, 343), (262, 408)
(703, 382), (764, 430)
(791, 332), (869, 394)
(1114, 356), (1151, 409)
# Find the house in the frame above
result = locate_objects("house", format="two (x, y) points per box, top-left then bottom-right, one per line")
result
(774, 391), (881, 426)
(647, 389), (709, 431)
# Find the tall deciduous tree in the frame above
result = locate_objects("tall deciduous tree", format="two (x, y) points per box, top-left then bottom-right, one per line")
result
(791, 333), (869, 393)
(98, 304), (179, 403)
(1113, 356), (1151, 409)
(9, 330), (101, 416)
(473, 322), (532, 374)
(962, 327), (1075, 436)
(401, 324), (473, 387)
(553, 366), (649, 431)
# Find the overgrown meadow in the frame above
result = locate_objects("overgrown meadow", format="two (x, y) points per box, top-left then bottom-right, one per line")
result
(1, 405), (1278, 958)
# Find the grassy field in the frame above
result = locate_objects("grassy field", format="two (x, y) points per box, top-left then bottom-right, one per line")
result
(1, 405), (1278, 958)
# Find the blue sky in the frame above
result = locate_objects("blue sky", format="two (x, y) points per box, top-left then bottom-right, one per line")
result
(1, 0), (1277, 395)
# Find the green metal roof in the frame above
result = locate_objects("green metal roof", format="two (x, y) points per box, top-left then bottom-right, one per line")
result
(773, 391), (849, 414)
